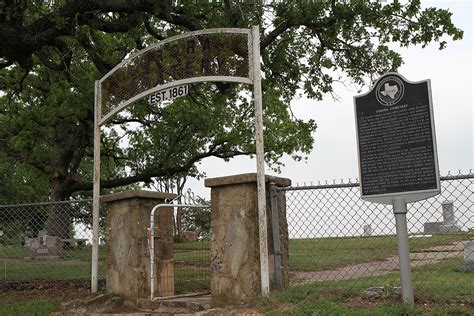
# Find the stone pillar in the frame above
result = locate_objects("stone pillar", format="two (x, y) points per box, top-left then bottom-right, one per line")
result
(204, 173), (291, 305)
(102, 190), (176, 303)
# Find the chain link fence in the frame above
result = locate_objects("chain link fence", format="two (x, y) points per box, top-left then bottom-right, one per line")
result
(280, 170), (473, 299)
(1, 170), (472, 299)
(0, 198), (210, 294)
(0, 199), (100, 290)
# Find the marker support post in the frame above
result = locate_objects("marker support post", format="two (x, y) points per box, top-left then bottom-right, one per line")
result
(393, 198), (414, 306)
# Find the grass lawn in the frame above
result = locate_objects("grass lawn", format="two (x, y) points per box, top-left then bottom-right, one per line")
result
(174, 267), (210, 294)
(1, 257), (106, 280)
(2, 232), (471, 280)
(1, 233), (472, 315)
(1, 254), (471, 315)
(0, 286), (93, 316)
(262, 255), (474, 315)
(174, 240), (210, 250)
(0, 245), (107, 281)
(289, 231), (473, 271)
(0, 298), (60, 316)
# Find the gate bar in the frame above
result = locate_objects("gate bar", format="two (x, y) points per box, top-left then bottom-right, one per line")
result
(148, 203), (210, 302)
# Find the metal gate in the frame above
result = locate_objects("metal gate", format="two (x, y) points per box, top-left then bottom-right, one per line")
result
(148, 189), (210, 301)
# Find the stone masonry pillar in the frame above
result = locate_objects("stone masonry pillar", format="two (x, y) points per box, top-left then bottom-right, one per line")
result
(102, 190), (176, 303)
(204, 173), (291, 305)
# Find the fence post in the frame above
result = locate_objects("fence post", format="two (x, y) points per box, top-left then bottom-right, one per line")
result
(269, 182), (283, 290)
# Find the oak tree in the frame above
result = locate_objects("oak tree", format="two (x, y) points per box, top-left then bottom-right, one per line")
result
(0, 0), (463, 238)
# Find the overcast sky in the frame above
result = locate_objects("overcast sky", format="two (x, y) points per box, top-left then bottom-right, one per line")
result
(189, 1), (473, 197)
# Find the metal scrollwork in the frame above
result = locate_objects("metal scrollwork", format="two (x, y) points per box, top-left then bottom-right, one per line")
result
(164, 188), (208, 206)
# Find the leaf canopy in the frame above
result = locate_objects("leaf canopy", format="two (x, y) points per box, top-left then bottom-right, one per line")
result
(0, 0), (463, 200)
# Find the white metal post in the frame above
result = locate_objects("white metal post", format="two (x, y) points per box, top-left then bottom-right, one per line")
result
(251, 25), (270, 295)
(393, 198), (414, 305)
(91, 80), (101, 293)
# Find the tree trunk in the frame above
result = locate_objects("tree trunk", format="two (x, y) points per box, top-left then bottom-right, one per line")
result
(45, 178), (72, 240)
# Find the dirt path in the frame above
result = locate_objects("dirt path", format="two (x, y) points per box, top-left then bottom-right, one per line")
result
(291, 240), (468, 283)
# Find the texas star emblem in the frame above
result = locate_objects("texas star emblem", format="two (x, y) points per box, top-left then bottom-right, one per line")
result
(376, 76), (404, 106)
(380, 83), (398, 99)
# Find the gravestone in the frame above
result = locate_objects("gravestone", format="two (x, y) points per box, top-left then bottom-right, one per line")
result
(23, 237), (31, 247)
(424, 201), (461, 233)
(439, 201), (461, 232)
(363, 224), (373, 236)
(29, 235), (62, 259)
(464, 242), (474, 271)
(424, 222), (442, 233)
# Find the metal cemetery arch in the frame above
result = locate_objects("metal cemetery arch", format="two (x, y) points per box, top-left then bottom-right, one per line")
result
(91, 27), (270, 295)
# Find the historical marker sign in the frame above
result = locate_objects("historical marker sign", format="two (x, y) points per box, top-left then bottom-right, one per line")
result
(354, 73), (440, 204)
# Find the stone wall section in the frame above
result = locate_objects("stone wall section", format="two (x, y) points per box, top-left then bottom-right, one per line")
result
(209, 182), (259, 302)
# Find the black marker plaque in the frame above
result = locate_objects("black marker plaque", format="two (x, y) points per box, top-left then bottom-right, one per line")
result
(354, 73), (440, 201)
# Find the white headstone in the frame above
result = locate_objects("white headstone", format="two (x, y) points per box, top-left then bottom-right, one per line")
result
(441, 201), (456, 225)
(439, 201), (461, 232)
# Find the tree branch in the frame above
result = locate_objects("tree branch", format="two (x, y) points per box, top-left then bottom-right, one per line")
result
(76, 29), (113, 75)
(81, 12), (145, 33)
(0, 59), (13, 69)
(261, 19), (295, 50)
(35, 49), (67, 71)
(71, 149), (216, 192)
(144, 20), (165, 40)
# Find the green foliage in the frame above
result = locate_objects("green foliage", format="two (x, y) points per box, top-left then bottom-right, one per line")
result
(0, 155), (49, 204)
(180, 197), (211, 238)
(0, 0), (464, 205)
